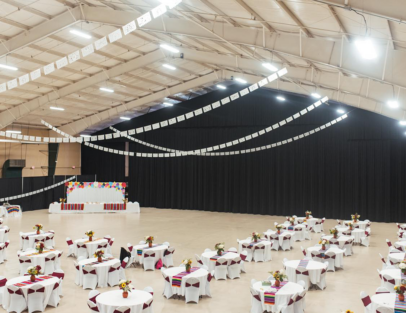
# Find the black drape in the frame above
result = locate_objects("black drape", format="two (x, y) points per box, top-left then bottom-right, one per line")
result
(82, 85), (406, 222)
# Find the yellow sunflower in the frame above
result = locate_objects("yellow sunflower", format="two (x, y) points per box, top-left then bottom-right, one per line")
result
(121, 283), (126, 288)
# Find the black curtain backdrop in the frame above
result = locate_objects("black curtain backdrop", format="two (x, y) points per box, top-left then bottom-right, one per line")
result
(82, 85), (406, 222)
(0, 174), (95, 211)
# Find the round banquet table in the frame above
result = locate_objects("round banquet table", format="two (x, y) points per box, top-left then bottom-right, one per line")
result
(78, 257), (121, 288)
(282, 224), (306, 241)
(285, 260), (327, 285)
(388, 253), (406, 266)
(296, 217), (318, 228)
(380, 269), (404, 286)
(238, 239), (272, 261)
(201, 251), (240, 272)
(343, 220), (369, 229)
(132, 243), (168, 265)
(371, 293), (397, 312)
(20, 231), (55, 251)
(335, 226), (350, 235)
(19, 249), (62, 274)
(322, 235), (354, 249)
(163, 266), (209, 296)
(253, 280), (304, 313)
(351, 229), (366, 243)
(2, 275), (59, 311)
(306, 246), (344, 268)
(96, 290), (152, 313)
(264, 230), (295, 247)
(74, 238), (108, 258)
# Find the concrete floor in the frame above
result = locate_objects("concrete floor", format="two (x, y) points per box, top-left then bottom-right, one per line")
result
(0, 208), (392, 312)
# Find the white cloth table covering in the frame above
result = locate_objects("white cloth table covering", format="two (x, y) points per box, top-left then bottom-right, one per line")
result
(49, 202), (140, 214)
(335, 226), (350, 235)
(371, 293), (396, 312)
(96, 290), (152, 313)
(395, 241), (406, 251)
(133, 243), (168, 265)
(264, 230), (295, 247)
(282, 224), (306, 241)
(380, 269), (403, 285)
(322, 235), (354, 249)
(285, 260), (327, 284)
(351, 229), (366, 243)
(0, 226), (8, 243)
(201, 251), (240, 272)
(3, 275), (59, 310)
(19, 249), (61, 273)
(253, 280), (304, 313)
(20, 231), (55, 251)
(238, 239), (272, 261)
(306, 246), (344, 268)
(163, 266), (208, 296)
(74, 238), (108, 258)
(388, 253), (406, 265)
(343, 220), (368, 229)
(0, 205), (22, 217)
(78, 258), (120, 288)
(296, 217), (318, 228)
(68, 187), (123, 203)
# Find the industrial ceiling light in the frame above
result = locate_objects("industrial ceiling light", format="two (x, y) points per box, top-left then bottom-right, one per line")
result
(387, 100), (399, 109)
(337, 109), (345, 114)
(6, 130), (21, 134)
(162, 64), (176, 70)
(163, 102), (173, 107)
(50, 107), (65, 111)
(120, 117), (131, 120)
(311, 93), (321, 99)
(355, 39), (377, 60)
(217, 84), (226, 89)
(69, 29), (92, 39)
(0, 64), (18, 71)
(276, 96), (285, 101)
(262, 63), (278, 71)
(235, 78), (247, 84)
(80, 134), (91, 137)
(160, 44), (179, 53)
(100, 87), (114, 93)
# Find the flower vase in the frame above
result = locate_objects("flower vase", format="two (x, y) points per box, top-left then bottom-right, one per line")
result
(36, 230), (40, 235)
(30, 275), (36, 282)
(353, 219), (357, 223)
(291, 223), (294, 226)
(277, 230), (281, 234)
(89, 236), (93, 242)
(98, 256), (102, 262)
(402, 269), (406, 275)
(322, 245), (326, 250)
(148, 242), (152, 248)
(350, 226), (353, 230)
(186, 265), (191, 273)
(39, 249), (43, 254)
(217, 250), (222, 256)
(334, 234), (338, 239)
(400, 294), (405, 302)
(306, 214), (309, 219)
(274, 279), (280, 287)
(254, 238), (258, 243)
(122, 291), (128, 299)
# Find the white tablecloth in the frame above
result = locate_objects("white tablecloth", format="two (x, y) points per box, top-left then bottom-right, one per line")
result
(371, 293), (396, 312)
(201, 251), (240, 272)
(74, 238), (109, 258)
(343, 220), (368, 229)
(282, 224), (306, 241)
(78, 258), (120, 288)
(388, 253), (406, 266)
(132, 243), (168, 265)
(306, 246), (344, 268)
(49, 202), (140, 214)
(322, 235), (354, 249)
(395, 241), (406, 251)
(238, 239), (272, 261)
(19, 249), (61, 274)
(2, 275), (59, 310)
(253, 280), (304, 313)
(264, 230), (295, 247)
(20, 231), (55, 251)
(380, 269), (403, 285)
(0, 205), (22, 217)
(296, 217), (318, 228)
(285, 260), (327, 284)
(68, 187), (124, 203)
(96, 290), (152, 313)
(351, 229), (366, 243)
(163, 266), (208, 296)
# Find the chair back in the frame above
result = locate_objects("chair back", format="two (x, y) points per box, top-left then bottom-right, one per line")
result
(325, 251), (336, 260)
(127, 243), (133, 252)
(375, 287), (390, 294)
(195, 254), (203, 265)
(19, 255), (31, 264)
(215, 257), (228, 267)
(34, 235), (45, 243)
(0, 276), (7, 287)
(144, 251), (155, 258)
(143, 286), (154, 295)
(45, 253), (56, 262)
(254, 243), (265, 250)
(230, 256), (241, 265)
(360, 291), (371, 307)
(52, 270), (65, 280)
(97, 243), (108, 249)
(185, 277), (200, 288)
(82, 265), (97, 275)
(87, 300), (99, 312)
(28, 283), (46, 294)
(66, 237), (73, 246)
(7, 285), (23, 296)
(250, 287), (261, 302)
(240, 251), (248, 261)
(121, 257), (129, 268)
(113, 307), (131, 313)
(109, 238), (115, 247)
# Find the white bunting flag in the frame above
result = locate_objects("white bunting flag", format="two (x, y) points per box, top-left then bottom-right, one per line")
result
(7, 79), (17, 90)
(108, 29), (122, 43)
(0, 83), (6, 93)
(122, 21), (136, 35)
(94, 37), (108, 50)
(18, 74), (29, 86)
(137, 12), (152, 27)
(68, 51), (80, 64)
(81, 44), (94, 58)
(152, 3), (167, 18)
(56, 57), (68, 69)
(43, 63), (55, 75)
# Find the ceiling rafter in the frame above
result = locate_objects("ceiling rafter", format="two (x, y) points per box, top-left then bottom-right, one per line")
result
(0, 0), (53, 20)
(327, 5), (352, 42)
(275, 0), (313, 38)
(200, 0), (242, 27)
(234, 0), (276, 32)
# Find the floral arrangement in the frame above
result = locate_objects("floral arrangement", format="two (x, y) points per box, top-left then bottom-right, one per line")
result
(27, 265), (42, 276)
(215, 242), (225, 255)
(35, 242), (45, 253)
(145, 236), (154, 243)
(289, 217), (295, 225)
(182, 258), (192, 272)
(319, 239), (329, 246)
(305, 211), (312, 216)
(351, 213), (360, 221)
(269, 270), (288, 282)
(276, 224), (283, 230)
(252, 232), (261, 241)
(119, 279), (133, 292)
(33, 224), (43, 232)
(395, 285), (406, 294)
(59, 198), (66, 203)
(85, 230), (94, 237)
(341, 311), (354, 313)
(94, 249), (104, 258)
(400, 261), (406, 273)
(330, 228), (338, 238)
(347, 222), (353, 230)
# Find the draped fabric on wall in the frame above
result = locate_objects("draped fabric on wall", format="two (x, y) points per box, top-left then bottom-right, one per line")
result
(0, 174), (94, 211)
(81, 85), (406, 222)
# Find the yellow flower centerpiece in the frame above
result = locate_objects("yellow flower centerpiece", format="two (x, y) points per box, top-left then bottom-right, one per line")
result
(215, 243), (225, 256)
(269, 270), (287, 287)
(85, 230), (94, 241)
(182, 258), (192, 272)
(305, 211), (312, 219)
(119, 279), (133, 298)
(351, 213), (360, 222)
(94, 249), (104, 262)
(145, 236), (154, 247)
(33, 224), (43, 235)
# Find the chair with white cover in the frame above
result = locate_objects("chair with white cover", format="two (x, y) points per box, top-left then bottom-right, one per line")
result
(184, 277), (200, 304)
(144, 286), (153, 297)
(163, 247), (175, 268)
(310, 250), (323, 263)
(96, 242), (108, 250)
(281, 293), (297, 313)
(313, 220), (323, 233)
(142, 298), (153, 313)
(361, 231), (370, 247)
(316, 262), (328, 290)
(74, 261), (81, 285)
(376, 307), (394, 313)
(206, 271), (214, 297)
(241, 243), (253, 262)
(0, 276), (7, 304)
(294, 289), (306, 313)
(240, 251), (248, 273)
(227, 256), (241, 279)
(253, 243), (265, 262)
(87, 300), (99, 312)
(47, 278), (61, 307)
(161, 270), (173, 299)
(51, 269), (65, 296)
(382, 273), (396, 292)
(0, 243), (6, 263)
(27, 284), (46, 313)
(379, 253), (389, 270)
(250, 287), (263, 313)
(324, 251), (337, 272)
(195, 254), (204, 267)
(303, 225), (312, 240)
(228, 247), (237, 252)
(214, 258), (228, 280)
(119, 257), (129, 279)
(107, 262), (121, 287)
(281, 234), (292, 251)
(76, 242), (88, 259)
(44, 252), (56, 275)
(127, 243), (136, 266)
(66, 237), (75, 257)
(139, 240), (146, 245)
(342, 230), (352, 236)
(19, 255), (32, 275)
(343, 239), (354, 256)
(113, 307), (131, 313)
(375, 287), (390, 294)
(251, 278), (257, 286)
(107, 238), (115, 255)
(7, 285), (26, 313)
(300, 247), (312, 260)
(143, 251), (156, 271)
(20, 233), (29, 251)
(82, 265), (98, 290)
(88, 290), (100, 303)
(45, 233), (54, 248)
(295, 267), (310, 290)
(360, 291), (373, 313)
(270, 234), (280, 251)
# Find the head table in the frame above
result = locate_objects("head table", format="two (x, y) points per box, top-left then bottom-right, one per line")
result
(49, 202), (140, 214)
(96, 290), (152, 313)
